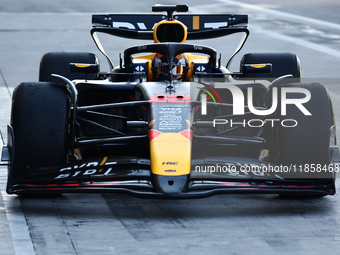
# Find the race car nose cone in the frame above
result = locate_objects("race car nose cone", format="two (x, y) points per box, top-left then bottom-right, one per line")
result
(153, 174), (188, 196)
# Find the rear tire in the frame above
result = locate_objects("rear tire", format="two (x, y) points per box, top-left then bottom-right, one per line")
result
(7, 82), (69, 194)
(39, 52), (100, 84)
(240, 52), (301, 83)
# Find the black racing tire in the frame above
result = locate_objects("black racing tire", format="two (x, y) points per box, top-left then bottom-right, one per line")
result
(240, 52), (301, 83)
(274, 83), (334, 166)
(8, 82), (69, 193)
(271, 83), (336, 197)
(39, 52), (100, 84)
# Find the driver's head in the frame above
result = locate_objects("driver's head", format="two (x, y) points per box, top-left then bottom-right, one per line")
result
(152, 53), (187, 81)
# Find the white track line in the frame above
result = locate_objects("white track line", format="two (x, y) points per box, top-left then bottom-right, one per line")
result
(251, 25), (340, 58)
(218, 0), (340, 29)
(0, 84), (35, 254)
(0, 186), (36, 255)
(193, 0), (340, 58)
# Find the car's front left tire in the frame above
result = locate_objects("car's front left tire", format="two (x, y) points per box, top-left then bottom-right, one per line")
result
(7, 82), (70, 194)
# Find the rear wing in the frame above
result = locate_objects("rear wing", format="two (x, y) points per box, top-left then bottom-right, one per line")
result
(92, 14), (248, 30)
(92, 14), (248, 40)
(91, 14), (249, 70)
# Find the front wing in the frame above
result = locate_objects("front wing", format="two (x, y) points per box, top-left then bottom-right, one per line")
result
(6, 156), (336, 198)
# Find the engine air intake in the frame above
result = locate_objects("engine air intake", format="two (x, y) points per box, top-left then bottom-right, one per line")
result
(154, 21), (187, 43)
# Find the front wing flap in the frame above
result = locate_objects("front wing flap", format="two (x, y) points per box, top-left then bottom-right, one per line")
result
(7, 156), (336, 197)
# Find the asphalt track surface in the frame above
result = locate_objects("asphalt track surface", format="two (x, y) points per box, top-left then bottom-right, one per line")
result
(1, 0), (340, 254)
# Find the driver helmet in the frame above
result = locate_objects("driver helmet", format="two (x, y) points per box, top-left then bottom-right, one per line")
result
(152, 53), (188, 81)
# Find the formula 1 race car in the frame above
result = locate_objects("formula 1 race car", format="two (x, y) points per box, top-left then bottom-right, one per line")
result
(1, 4), (339, 198)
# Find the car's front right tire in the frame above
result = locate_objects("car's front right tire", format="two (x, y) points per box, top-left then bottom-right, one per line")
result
(270, 83), (336, 197)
